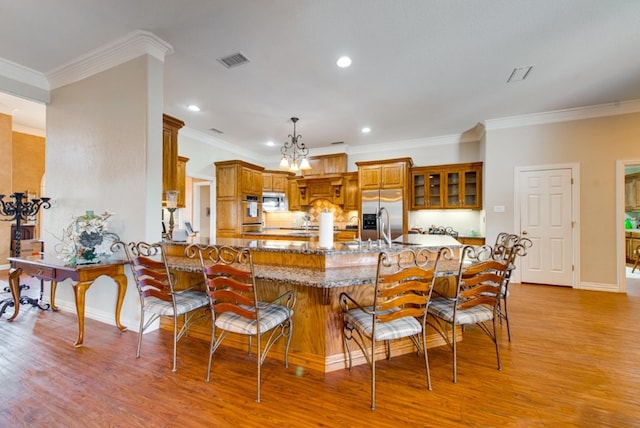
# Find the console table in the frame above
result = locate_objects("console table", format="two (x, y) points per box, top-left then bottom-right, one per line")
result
(7, 257), (128, 347)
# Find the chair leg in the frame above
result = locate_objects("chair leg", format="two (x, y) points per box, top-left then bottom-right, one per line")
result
(422, 332), (432, 391)
(452, 323), (458, 384)
(502, 295), (511, 342)
(172, 315), (178, 372)
(256, 334), (261, 403)
(136, 308), (145, 358)
(633, 255), (640, 273)
(370, 342), (376, 410)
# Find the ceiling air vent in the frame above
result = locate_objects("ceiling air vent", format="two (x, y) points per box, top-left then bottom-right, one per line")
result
(217, 52), (249, 69)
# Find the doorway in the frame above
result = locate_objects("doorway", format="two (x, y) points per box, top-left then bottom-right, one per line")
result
(515, 164), (578, 287)
(620, 160), (640, 295)
(193, 181), (212, 243)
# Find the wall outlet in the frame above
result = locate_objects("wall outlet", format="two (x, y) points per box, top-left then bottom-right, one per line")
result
(493, 205), (505, 213)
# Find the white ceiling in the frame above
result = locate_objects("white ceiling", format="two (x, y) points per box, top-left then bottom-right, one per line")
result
(2, 0), (640, 157)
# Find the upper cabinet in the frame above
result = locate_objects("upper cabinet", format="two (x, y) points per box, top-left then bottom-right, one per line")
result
(625, 173), (640, 211)
(343, 172), (359, 211)
(162, 114), (185, 206)
(356, 158), (412, 190)
(302, 153), (347, 177)
(411, 162), (483, 210)
(241, 166), (264, 196)
(263, 170), (291, 193)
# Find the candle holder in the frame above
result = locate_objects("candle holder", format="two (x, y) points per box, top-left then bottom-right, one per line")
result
(0, 192), (52, 317)
(165, 190), (179, 240)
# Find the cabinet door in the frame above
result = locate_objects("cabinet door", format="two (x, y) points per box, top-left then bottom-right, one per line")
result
(216, 199), (239, 237)
(288, 179), (301, 211)
(344, 174), (359, 211)
(445, 170), (461, 207)
(272, 174), (287, 192)
(427, 171), (444, 208)
(411, 171), (426, 209)
(462, 166), (482, 209)
(176, 156), (189, 208)
(381, 163), (405, 188)
(263, 173), (273, 192)
(634, 178), (640, 210)
(217, 164), (238, 198)
(626, 179), (635, 211)
(360, 166), (382, 189)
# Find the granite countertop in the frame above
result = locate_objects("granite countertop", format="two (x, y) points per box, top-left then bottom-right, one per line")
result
(165, 234), (462, 288)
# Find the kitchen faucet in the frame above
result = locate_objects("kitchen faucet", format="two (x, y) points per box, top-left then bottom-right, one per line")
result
(349, 215), (361, 242)
(377, 207), (391, 247)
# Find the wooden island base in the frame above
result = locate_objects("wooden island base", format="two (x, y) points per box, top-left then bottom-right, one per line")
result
(162, 238), (461, 373)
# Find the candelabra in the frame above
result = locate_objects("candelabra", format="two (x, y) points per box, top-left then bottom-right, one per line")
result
(0, 192), (52, 317)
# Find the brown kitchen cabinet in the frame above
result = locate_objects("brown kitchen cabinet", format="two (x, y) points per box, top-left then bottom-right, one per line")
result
(176, 156), (189, 208)
(162, 114), (185, 205)
(302, 153), (347, 177)
(356, 158), (412, 190)
(241, 166), (263, 196)
(343, 172), (359, 211)
(411, 162), (482, 210)
(625, 173), (640, 211)
(263, 170), (291, 193)
(214, 160), (265, 238)
(288, 178), (302, 211)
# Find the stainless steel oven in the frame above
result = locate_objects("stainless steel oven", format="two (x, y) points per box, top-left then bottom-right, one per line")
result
(242, 195), (263, 226)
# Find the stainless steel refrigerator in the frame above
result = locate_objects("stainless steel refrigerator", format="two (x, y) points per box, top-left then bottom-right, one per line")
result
(360, 189), (404, 242)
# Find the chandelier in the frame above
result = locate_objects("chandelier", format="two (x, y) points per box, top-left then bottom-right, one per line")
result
(279, 117), (311, 173)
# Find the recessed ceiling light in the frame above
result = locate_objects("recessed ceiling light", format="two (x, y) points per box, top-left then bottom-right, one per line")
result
(187, 104), (200, 112)
(361, 127), (371, 134)
(266, 141), (275, 147)
(336, 56), (352, 68)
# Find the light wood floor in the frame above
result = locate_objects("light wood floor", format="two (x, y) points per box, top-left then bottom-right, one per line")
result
(1, 274), (639, 427)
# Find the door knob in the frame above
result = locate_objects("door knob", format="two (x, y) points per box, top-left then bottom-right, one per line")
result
(522, 230), (528, 235)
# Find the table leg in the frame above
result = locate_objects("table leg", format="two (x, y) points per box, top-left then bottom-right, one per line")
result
(50, 281), (60, 311)
(112, 273), (128, 332)
(72, 280), (93, 347)
(6, 268), (23, 321)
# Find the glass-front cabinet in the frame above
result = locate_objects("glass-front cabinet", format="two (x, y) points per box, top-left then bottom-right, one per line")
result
(411, 162), (482, 210)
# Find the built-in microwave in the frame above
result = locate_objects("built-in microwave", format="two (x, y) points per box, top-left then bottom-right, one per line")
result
(262, 192), (287, 212)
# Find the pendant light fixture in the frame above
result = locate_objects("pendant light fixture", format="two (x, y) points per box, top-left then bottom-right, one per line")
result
(279, 117), (311, 173)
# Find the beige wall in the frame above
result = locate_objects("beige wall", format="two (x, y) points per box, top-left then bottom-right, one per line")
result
(484, 112), (640, 289)
(43, 54), (164, 327)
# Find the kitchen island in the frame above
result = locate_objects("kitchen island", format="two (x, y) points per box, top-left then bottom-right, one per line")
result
(163, 234), (462, 372)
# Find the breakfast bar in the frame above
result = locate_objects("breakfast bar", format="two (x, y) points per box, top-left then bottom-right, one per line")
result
(163, 234), (462, 373)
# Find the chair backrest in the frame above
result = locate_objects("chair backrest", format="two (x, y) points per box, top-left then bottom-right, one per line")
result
(456, 245), (510, 311)
(114, 241), (175, 302)
(193, 245), (259, 322)
(372, 247), (447, 325)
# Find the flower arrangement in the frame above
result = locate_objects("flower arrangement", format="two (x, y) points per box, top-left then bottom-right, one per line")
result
(56, 211), (114, 265)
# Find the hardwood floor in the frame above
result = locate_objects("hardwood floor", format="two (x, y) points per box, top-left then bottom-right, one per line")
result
(1, 274), (639, 427)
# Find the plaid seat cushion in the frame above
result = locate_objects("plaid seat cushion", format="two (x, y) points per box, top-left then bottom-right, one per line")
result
(428, 297), (494, 325)
(143, 290), (209, 316)
(214, 303), (293, 335)
(344, 306), (423, 341)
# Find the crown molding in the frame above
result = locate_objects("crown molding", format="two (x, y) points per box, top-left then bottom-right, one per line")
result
(483, 99), (640, 131)
(47, 30), (173, 90)
(347, 131), (479, 156)
(0, 57), (49, 91)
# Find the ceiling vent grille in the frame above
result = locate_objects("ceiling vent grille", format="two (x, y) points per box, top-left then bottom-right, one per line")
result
(217, 52), (249, 69)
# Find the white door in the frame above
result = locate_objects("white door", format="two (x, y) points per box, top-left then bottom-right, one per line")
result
(519, 168), (573, 286)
